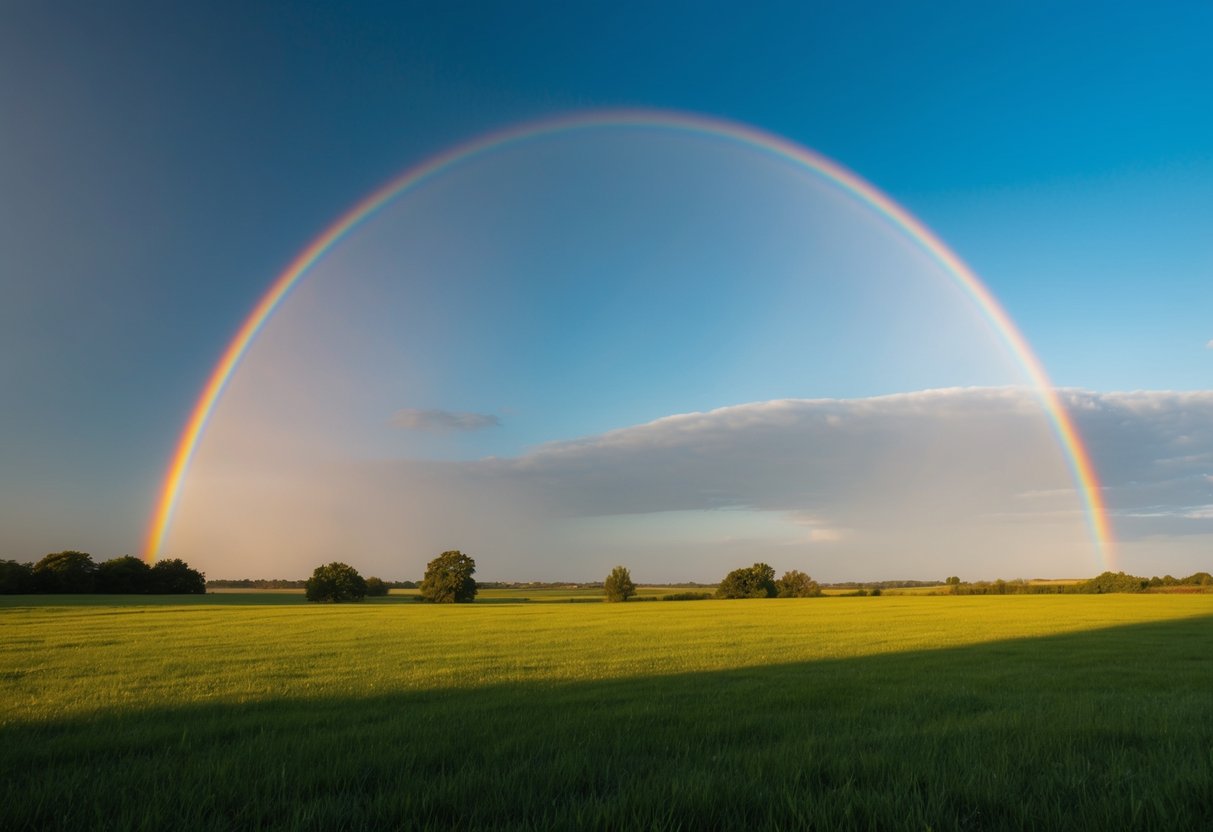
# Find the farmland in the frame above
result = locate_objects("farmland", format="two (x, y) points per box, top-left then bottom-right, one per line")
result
(3, 594), (1212, 830)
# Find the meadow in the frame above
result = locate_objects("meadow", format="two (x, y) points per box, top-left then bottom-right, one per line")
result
(2, 593), (1211, 830)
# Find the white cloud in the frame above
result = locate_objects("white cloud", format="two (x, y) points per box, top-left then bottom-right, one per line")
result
(174, 387), (1213, 582)
(391, 408), (500, 432)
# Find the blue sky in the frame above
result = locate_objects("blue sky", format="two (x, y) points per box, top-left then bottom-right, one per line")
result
(2, 1), (1210, 579)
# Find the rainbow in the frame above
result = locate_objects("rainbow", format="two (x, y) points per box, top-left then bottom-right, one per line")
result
(143, 109), (1114, 568)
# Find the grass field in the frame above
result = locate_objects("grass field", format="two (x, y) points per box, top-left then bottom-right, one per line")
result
(3, 594), (1212, 830)
(207, 586), (707, 602)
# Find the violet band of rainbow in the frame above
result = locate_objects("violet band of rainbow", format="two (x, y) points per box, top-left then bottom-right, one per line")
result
(143, 109), (1113, 568)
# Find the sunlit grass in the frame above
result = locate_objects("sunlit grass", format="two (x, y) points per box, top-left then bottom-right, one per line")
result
(2, 594), (1211, 829)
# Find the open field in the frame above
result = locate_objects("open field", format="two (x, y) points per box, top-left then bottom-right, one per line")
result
(204, 586), (708, 602)
(3, 594), (1212, 830)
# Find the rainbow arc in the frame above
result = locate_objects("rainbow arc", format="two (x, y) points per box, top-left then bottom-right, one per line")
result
(144, 110), (1113, 568)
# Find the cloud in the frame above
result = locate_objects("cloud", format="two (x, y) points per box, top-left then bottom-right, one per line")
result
(175, 387), (1213, 582)
(390, 408), (500, 432)
(490, 388), (1066, 518)
(1048, 390), (1213, 536)
(472, 387), (1213, 548)
(1207, 340), (1213, 349)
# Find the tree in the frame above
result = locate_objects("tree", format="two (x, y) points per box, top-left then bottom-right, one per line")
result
(0, 560), (34, 594)
(604, 565), (636, 602)
(364, 576), (390, 597)
(1078, 571), (1147, 594)
(420, 550), (477, 603)
(945, 576), (961, 585)
(305, 562), (367, 602)
(776, 569), (821, 598)
(716, 562), (777, 599)
(33, 551), (97, 593)
(96, 556), (153, 594)
(150, 558), (206, 594)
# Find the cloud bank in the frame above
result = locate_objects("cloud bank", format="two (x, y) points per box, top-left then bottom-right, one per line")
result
(175, 388), (1213, 582)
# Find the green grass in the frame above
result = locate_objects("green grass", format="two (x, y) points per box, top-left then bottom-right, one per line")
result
(3, 594), (1212, 830)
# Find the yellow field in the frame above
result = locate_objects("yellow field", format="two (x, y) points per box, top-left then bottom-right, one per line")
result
(3, 592), (1212, 829)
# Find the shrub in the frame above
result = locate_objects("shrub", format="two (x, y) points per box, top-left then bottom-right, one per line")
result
(0, 560), (34, 594)
(150, 558), (206, 594)
(97, 556), (152, 594)
(661, 592), (713, 601)
(33, 551), (97, 593)
(1078, 571), (1148, 594)
(776, 569), (822, 598)
(716, 563), (777, 599)
(364, 577), (390, 597)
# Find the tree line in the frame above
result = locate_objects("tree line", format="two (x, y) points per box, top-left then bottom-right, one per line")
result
(941, 570), (1213, 595)
(600, 562), (828, 602)
(304, 557), (828, 604)
(16, 547), (1202, 602)
(0, 551), (205, 594)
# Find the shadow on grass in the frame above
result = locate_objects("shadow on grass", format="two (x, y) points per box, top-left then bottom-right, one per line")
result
(4, 616), (1212, 831)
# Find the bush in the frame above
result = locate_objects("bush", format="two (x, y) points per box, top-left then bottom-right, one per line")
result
(364, 577), (390, 597)
(97, 556), (152, 594)
(0, 560), (34, 594)
(716, 563), (777, 599)
(776, 569), (822, 598)
(420, 550), (477, 603)
(604, 566), (636, 602)
(150, 558), (206, 594)
(305, 562), (367, 602)
(1078, 571), (1148, 594)
(33, 551), (97, 593)
(661, 592), (713, 601)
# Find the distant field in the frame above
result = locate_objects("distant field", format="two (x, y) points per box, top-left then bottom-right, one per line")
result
(406, 585), (705, 602)
(201, 585), (706, 602)
(3, 594), (1211, 830)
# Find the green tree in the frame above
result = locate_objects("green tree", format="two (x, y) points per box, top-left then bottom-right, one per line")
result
(775, 569), (821, 598)
(716, 562), (777, 599)
(604, 565), (636, 602)
(305, 562), (367, 602)
(0, 560), (34, 594)
(1078, 571), (1148, 594)
(420, 550), (477, 603)
(150, 558), (206, 594)
(97, 555), (153, 594)
(33, 550), (97, 593)
(364, 576), (390, 597)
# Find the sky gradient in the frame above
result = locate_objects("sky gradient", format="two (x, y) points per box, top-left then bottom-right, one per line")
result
(2, 2), (1210, 581)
